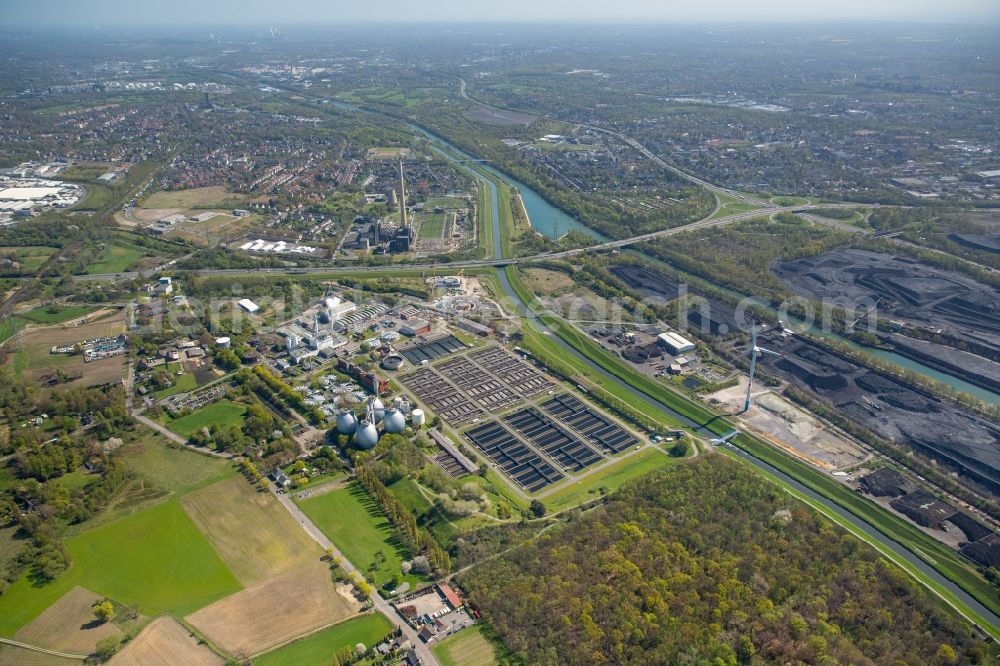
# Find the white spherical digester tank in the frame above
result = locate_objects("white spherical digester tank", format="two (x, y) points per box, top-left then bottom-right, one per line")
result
(355, 421), (379, 449)
(335, 409), (358, 435)
(383, 408), (406, 434)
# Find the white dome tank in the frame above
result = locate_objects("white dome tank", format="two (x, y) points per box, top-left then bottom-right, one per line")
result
(370, 397), (385, 423)
(410, 408), (425, 427)
(383, 408), (406, 434)
(335, 409), (358, 435)
(355, 421), (379, 449)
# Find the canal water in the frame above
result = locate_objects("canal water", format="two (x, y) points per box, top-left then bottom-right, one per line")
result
(410, 125), (605, 241)
(629, 250), (1000, 407)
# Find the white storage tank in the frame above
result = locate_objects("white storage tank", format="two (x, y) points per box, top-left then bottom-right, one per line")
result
(383, 408), (406, 434)
(335, 409), (358, 435)
(410, 408), (425, 427)
(355, 421), (379, 449)
(215, 336), (231, 348)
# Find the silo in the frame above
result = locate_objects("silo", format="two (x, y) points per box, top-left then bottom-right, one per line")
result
(370, 397), (385, 423)
(383, 408), (406, 434)
(335, 409), (358, 435)
(355, 420), (379, 450)
(410, 408), (425, 427)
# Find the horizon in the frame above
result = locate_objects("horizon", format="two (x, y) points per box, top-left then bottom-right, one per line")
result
(2, 0), (998, 27)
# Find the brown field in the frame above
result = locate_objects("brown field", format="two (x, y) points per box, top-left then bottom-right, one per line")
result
(109, 616), (222, 666)
(13, 586), (123, 655)
(7, 310), (127, 392)
(142, 186), (245, 210)
(0, 644), (80, 666)
(180, 477), (318, 585)
(130, 207), (182, 224)
(185, 563), (359, 656)
(521, 268), (575, 295)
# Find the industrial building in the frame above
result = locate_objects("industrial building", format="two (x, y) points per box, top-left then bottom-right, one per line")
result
(401, 319), (432, 336)
(237, 298), (260, 314)
(657, 331), (696, 355)
(343, 217), (415, 254)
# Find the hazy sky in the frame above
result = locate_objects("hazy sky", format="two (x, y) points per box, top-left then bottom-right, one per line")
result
(2, 0), (998, 25)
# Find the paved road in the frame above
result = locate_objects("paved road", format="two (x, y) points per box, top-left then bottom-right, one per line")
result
(0, 637), (86, 660)
(270, 486), (441, 666)
(71, 202), (867, 283)
(133, 414), (234, 460)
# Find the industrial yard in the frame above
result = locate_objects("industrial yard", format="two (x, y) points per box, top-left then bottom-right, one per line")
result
(754, 330), (1000, 497)
(705, 377), (869, 470)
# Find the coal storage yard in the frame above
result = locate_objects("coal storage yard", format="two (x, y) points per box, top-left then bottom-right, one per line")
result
(756, 331), (1000, 497)
(610, 264), (744, 336)
(773, 249), (1000, 369)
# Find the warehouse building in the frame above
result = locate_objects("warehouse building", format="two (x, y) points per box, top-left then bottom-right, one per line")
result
(657, 331), (696, 355)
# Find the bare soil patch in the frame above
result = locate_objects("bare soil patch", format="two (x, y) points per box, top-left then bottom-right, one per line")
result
(110, 616), (222, 666)
(14, 586), (123, 655)
(185, 563), (359, 657)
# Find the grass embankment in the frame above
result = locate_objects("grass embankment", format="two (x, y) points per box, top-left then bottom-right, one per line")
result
(253, 613), (393, 666)
(504, 264), (1000, 631)
(0, 316), (27, 344)
(82, 240), (148, 274)
(542, 447), (671, 512)
(21, 305), (100, 324)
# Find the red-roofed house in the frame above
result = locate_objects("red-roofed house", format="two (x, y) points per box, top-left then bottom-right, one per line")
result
(438, 583), (463, 610)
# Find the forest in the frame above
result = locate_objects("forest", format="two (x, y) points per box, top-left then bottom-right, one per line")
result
(459, 456), (992, 666)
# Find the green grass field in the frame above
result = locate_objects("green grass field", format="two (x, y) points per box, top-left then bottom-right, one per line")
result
(120, 433), (234, 499)
(254, 613), (393, 666)
(153, 369), (199, 399)
(0, 499), (240, 636)
(21, 305), (99, 324)
(421, 212), (448, 238)
(388, 477), (435, 515)
(432, 626), (499, 666)
(83, 241), (148, 274)
(0, 316), (27, 344)
(166, 400), (246, 439)
(296, 482), (419, 587)
(0, 245), (57, 273)
(543, 447), (672, 512)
